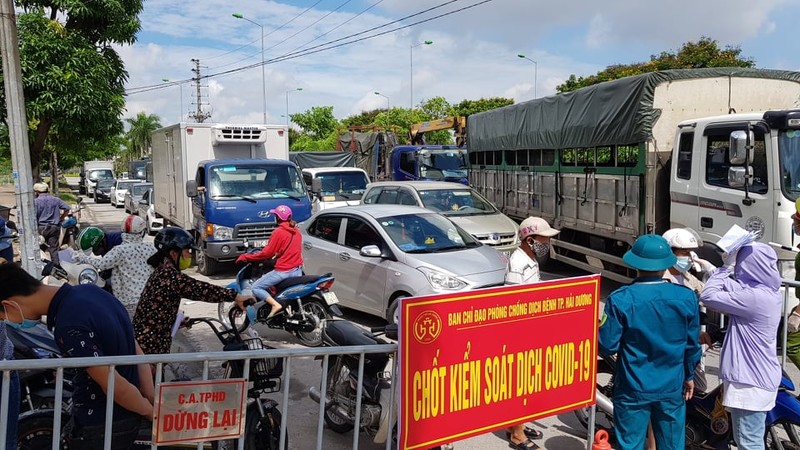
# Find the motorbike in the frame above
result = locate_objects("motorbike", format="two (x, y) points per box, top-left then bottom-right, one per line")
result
(58, 197), (84, 250)
(308, 319), (397, 444)
(221, 255), (343, 347)
(42, 255), (105, 289)
(575, 353), (800, 449)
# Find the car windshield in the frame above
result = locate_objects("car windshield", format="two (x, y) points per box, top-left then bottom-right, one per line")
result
(418, 150), (468, 179)
(88, 169), (114, 181)
(779, 129), (800, 201)
(317, 172), (369, 196)
(207, 165), (306, 201)
(96, 179), (116, 188)
(418, 188), (497, 215)
(117, 181), (139, 191)
(378, 212), (478, 253)
(131, 184), (151, 196)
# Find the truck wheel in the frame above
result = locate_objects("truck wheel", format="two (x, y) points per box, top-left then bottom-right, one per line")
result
(196, 246), (218, 276)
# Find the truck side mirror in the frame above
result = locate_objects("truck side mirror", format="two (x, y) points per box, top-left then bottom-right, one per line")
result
(186, 180), (198, 198)
(729, 130), (754, 165)
(728, 166), (752, 188)
(311, 178), (322, 195)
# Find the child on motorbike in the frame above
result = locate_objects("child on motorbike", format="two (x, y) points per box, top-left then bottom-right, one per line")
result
(134, 227), (252, 356)
(235, 205), (303, 319)
(72, 216), (156, 316)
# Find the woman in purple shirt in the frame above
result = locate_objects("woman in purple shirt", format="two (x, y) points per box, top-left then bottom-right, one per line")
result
(700, 243), (782, 450)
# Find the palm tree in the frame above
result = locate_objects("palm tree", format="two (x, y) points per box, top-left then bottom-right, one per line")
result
(125, 112), (162, 158)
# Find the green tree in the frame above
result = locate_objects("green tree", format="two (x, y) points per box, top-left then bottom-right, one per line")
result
(556, 37), (755, 93)
(0, 1), (143, 178)
(453, 97), (514, 117)
(125, 112), (161, 158)
(290, 106), (339, 140)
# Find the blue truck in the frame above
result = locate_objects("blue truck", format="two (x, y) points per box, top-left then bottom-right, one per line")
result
(151, 122), (311, 275)
(337, 128), (469, 185)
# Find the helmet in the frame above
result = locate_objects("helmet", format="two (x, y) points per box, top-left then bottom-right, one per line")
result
(33, 183), (49, 193)
(154, 227), (194, 252)
(518, 217), (560, 239)
(662, 228), (700, 249)
(270, 205), (292, 221)
(77, 227), (105, 251)
(623, 234), (677, 271)
(121, 215), (146, 235)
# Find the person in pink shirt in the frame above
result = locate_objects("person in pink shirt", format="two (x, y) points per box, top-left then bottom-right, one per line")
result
(236, 205), (303, 318)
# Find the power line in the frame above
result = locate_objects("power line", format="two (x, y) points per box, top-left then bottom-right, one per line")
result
(287, 0), (385, 55)
(127, 0), (492, 95)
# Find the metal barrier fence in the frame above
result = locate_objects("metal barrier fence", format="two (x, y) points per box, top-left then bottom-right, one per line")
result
(3, 279), (798, 449)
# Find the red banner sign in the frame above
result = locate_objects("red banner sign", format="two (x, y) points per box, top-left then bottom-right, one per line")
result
(399, 275), (600, 449)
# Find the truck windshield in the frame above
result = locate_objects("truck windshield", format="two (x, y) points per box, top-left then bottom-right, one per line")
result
(418, 188), (497, 216)
(317, 172), (369, 198)
(779, 130), (800, 201)
(208, 165), (306, 201)
(88, 169), (114, 181)
(418, 150), (468, 179)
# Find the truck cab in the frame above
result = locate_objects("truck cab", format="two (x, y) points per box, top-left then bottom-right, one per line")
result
(186, 159), (311, 275)
(303, 167), (370, 213)
(391, 145), (469, 185)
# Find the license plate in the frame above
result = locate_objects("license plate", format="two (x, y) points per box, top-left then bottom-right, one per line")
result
(246, 240), (267, 248)
(321, 291), (339, 305)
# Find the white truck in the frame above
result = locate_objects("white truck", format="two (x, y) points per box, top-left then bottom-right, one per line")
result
(302, 166), (371, 213)
(80, 160), (115, 197)
(467, 68), (800, 284)
(151, 122), (311, 275)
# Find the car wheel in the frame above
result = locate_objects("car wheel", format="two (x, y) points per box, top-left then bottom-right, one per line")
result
(386, 294), (409, 325)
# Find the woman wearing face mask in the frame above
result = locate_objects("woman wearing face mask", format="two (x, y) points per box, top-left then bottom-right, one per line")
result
(503, 216), (559, 449)
(133, 227), (252, 356)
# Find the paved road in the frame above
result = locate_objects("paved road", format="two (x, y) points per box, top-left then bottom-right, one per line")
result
(21, 188), (800, 449)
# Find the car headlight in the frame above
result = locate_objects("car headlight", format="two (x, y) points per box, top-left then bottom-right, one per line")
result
(418, 267), (468, 290)
(78, 268), (99, 285)
(779, 259), (796, 281)
(210, 224), (234, 240)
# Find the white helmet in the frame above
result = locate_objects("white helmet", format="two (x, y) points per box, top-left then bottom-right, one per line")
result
(121, 215), (146, 235)
(662, 228), (701, 249)
(33, 182), (49, 193)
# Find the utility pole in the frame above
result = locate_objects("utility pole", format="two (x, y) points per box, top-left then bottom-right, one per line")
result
(0, 0), (42, 276)
(190, 58), (211, 123)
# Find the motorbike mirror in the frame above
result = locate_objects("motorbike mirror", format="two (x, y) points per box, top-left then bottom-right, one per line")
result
(385, 323), (398, 340)
(76, 196), (84, 204)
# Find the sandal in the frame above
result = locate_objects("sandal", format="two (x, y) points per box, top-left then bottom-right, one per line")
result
(506, 426), (543, 440)
(266, 306), (284, 319)
(508, 437), (540, 450)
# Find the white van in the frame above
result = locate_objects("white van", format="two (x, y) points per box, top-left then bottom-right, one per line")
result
(303, 167), (371, 213)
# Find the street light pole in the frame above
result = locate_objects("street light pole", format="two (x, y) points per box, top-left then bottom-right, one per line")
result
(162, 78), (184, 122)
(410, 40), (433, 109)
(285, 88), (303, 128)
(517, 53), (538, 99)
(374, 91), (390, 111)
(233, 13), (267, 124)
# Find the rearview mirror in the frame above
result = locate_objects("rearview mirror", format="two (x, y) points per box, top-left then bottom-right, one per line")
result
(186, 180), (198, 198)
(359, 245), (382, 258)
(311, 178), (322, 195)
(729, 130), (754, 165)
(728, 166), (752, 188)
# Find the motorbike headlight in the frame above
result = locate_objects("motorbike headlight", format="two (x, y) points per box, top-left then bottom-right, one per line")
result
(779, 259), (796, 281)
(78, 268), (99, 285)
(211, 224), (233, 240)
(418, 267), (468, 290)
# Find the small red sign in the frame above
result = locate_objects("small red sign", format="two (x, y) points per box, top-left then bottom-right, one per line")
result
(399, 275), (601, 449)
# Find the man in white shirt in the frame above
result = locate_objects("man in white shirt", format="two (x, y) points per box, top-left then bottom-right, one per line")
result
(504, 216), (560, 449)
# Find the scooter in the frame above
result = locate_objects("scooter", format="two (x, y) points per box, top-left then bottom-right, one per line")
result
(308, 320), (397, 445)
(575, 353), (800, 449)
(42, 254), (105, 289)
(222, 257), (343, 347)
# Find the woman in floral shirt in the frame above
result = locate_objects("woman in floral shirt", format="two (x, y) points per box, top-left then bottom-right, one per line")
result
(133, 227), (251, 355)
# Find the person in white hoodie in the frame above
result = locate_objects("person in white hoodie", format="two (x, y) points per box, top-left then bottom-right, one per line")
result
(73, 215), (157, 316)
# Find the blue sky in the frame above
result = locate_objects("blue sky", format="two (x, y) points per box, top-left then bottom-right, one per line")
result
(120, 0), (800, 125)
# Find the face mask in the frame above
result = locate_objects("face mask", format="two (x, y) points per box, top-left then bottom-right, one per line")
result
(529, 240), (550, 258)
(3, 302), (39, 330)
(178, 255), (192, 271)
(674, 256), (692, 273)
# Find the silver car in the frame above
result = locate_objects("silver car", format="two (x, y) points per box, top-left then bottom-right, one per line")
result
(361, 181), (520, 255)
(300, 205), (508, 322)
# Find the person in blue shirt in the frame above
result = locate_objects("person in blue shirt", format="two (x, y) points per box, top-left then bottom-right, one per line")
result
(33, 182), (71, 265)
(0, 217), (14, 263)
(599, 234), (701, 450)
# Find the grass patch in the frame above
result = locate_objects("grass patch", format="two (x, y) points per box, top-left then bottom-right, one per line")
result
(58, 192), (77, 204)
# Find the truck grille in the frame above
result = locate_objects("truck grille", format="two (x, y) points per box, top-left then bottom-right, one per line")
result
(234, 223), (276, 241)
(473, 232), (516, 247)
